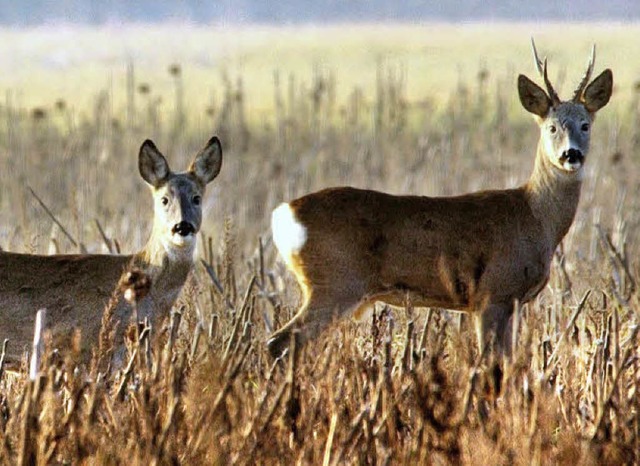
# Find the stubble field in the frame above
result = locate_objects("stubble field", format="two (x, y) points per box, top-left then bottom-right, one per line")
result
(0, 22), (639, 464)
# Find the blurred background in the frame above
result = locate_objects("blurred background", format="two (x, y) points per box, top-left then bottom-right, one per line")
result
(0, 0), (639, 23)
(0, 1), (638, 260)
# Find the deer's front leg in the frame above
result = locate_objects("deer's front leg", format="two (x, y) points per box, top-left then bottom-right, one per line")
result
(474, 301), (514, 357)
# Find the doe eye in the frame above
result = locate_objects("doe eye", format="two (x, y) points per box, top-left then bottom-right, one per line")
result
(581, 122), (590, 132)
(192, 195), (201, 206)
(549, 125), (557, 134)
(161, 196), (169, 206)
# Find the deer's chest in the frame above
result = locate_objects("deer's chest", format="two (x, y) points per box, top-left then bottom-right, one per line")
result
(516, 241), (554, 303)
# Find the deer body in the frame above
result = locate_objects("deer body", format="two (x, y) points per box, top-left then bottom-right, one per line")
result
(0, 137), (223, 364)
(268, 42), (612, 357)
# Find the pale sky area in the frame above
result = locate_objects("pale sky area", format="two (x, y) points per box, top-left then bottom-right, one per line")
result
(0, 0), (638, 24)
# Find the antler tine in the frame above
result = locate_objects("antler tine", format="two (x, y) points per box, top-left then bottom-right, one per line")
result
(543, 60), (561, 105)
(531, 38), (560, 105)
(530, 37), (544, 76)
(573, 44), (596, 102)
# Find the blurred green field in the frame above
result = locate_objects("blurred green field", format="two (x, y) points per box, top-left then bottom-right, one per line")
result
(0, 22), (639, 464)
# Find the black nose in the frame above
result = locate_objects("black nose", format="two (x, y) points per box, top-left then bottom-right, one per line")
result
(561, 148), (584, 165)
(172, 221), (196, 236)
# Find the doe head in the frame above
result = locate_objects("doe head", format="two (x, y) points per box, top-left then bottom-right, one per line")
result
(139, 136), (222, 255)
(518, 39), (612, 173)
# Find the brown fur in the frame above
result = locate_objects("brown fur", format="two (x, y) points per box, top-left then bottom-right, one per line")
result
(268, 49), (613, 358)
(0, 137), (223, 365)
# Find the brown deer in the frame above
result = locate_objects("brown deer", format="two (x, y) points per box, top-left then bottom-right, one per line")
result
(0, 137), (222, 365)
(268, 41), (612, 358)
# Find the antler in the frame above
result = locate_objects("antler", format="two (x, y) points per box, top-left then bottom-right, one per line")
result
(531, 38), (561, 106)
(572, 44), (596, 102)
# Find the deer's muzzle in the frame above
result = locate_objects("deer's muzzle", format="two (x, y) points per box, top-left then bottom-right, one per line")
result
(172, 221), (196, 237)
(559, 148), (584, 169)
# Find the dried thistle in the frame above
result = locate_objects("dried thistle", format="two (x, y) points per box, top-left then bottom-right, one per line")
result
(31, 107), (47, 121)
(137, 83), (151, 95)
(168, 63), (182, 77)
(54, 99), (66, 111)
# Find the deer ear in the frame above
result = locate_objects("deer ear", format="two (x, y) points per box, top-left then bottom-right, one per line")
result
(139, 140), (170, 188)
(518, 74), (551, 118)
(189, 136), (222, 185)
(583, 69), (612, 114)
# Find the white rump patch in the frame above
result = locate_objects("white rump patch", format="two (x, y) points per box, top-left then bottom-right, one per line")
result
(271, 202), (307, 266)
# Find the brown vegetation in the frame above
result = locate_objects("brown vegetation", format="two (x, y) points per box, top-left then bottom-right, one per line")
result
(0, 40), (639, 464)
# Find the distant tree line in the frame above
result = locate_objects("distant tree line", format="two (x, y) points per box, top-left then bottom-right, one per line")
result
(0, 0), (638, 24)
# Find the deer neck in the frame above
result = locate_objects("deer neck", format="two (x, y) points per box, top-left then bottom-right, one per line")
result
(133, 225), (195, 314)
(525, 143), (583, 247)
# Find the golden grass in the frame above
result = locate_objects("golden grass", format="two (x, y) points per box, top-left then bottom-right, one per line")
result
(0, 22), (639, 464)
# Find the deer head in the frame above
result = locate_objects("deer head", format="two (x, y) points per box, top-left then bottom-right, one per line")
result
(517, 39), (613, 173)
(139, 137), (222, 260)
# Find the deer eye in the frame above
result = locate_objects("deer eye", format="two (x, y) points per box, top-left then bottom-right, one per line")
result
(192, 195), (201, 206)
(581, 122), (590, 132)
(549, 125), (557, 134)
(161, 196), (169, 206)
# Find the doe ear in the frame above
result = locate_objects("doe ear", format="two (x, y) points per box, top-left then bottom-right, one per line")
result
(582, 69), (613, 114)
(518, 74), (551, 118)
(189, 136), (223, 185)
(139, 139), (170, 188)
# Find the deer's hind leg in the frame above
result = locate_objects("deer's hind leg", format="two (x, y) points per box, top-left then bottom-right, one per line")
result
(267, 289), (366, 359)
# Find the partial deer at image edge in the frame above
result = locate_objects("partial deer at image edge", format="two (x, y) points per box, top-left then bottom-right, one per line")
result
(0, 136), (222, 367)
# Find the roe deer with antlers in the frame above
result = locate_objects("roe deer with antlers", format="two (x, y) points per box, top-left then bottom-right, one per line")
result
(268, 41), (612, 358)
(0, 137), (222, 365)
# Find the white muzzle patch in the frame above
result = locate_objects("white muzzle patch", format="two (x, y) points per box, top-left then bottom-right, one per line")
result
(171, 232), (195, 248)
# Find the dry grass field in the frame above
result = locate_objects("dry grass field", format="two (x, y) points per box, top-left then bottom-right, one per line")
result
(0, 22), (639, 464)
